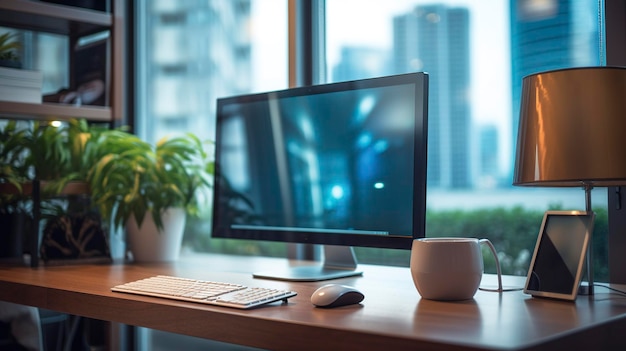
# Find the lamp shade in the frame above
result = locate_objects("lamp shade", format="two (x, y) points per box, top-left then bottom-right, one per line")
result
(514, 67), (626, 187)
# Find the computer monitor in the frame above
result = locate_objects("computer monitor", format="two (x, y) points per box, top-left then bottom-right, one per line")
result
(212, 72), (429, 281)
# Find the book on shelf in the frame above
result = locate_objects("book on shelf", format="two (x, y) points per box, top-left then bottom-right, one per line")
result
(0, 67), (43, 104)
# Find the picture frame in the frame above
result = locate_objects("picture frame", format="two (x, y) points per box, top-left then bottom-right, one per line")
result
(524, 210), (595, 301)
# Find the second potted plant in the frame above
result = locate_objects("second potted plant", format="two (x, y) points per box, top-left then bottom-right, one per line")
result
(88, 128), (213, 262)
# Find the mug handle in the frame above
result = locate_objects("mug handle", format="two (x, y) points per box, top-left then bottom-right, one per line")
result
(478, 239), (503, 292)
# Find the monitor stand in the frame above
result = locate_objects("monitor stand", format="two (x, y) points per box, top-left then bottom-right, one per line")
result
(253, 245), (363, 282)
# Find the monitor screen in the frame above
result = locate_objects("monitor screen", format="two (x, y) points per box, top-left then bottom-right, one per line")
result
(212, 73), (428, 280)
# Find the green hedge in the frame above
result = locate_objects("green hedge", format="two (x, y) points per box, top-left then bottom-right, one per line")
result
(184, 206), (609, 280)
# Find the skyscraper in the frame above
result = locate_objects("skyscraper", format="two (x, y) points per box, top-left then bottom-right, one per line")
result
(478, 124), (501, 188)
(394, 5), (471, 189)
(332, 46), (390, 82)
(137, 0), (252, 144)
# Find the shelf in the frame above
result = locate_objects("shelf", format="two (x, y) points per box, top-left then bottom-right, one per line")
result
(0, 0), (111, 37)
(0, 100), (111, 122)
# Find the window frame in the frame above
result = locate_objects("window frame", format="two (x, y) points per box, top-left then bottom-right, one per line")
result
(605, 0), (626, 284)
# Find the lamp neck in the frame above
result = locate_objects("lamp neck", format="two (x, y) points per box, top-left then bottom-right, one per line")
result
(583, 183), (593, 212)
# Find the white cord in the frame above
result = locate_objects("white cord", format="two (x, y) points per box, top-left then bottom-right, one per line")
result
(593, 283), (626, 296)
(477, 238), (523, 292)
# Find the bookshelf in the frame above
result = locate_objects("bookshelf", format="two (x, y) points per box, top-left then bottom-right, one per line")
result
(0, 0), (126, 267)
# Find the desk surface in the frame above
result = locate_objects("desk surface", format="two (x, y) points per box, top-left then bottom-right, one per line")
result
(1, 253), (626, 351)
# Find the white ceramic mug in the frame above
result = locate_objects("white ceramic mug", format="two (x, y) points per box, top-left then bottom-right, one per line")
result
(410, 237), (501, 301)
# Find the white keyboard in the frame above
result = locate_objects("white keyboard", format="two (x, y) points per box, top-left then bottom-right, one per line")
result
(111, 275), (297, 309)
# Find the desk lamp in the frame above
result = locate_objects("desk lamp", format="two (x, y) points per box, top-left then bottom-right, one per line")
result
(513, 66), (626, 295)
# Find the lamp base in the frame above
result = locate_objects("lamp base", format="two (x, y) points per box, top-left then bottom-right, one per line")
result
(578, 283), (594, 296)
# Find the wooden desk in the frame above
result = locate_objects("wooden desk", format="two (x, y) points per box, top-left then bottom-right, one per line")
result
(1, 253), (626, 351)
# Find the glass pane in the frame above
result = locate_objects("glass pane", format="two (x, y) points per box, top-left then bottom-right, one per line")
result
(326, 0), (607, 278)
(136, 0), (287, 144)
(135, 0), (288, 255)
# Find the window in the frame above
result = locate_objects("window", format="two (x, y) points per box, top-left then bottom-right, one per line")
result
(135, 0), (610, 280)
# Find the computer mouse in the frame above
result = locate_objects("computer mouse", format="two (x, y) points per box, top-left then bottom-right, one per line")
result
(311, 284), (364, 308)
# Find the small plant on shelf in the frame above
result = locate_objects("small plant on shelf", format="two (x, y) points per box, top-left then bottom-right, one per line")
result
(0, 32), (22, 68)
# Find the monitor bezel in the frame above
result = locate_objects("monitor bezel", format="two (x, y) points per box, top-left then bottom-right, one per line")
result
(211, 72), (429, 250)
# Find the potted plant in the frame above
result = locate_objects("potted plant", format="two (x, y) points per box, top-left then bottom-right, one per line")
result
(88, 129), (213, 262)
(0, 119), (112, 264)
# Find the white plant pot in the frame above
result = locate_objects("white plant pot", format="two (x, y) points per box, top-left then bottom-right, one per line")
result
(125, 208), (186, 263)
